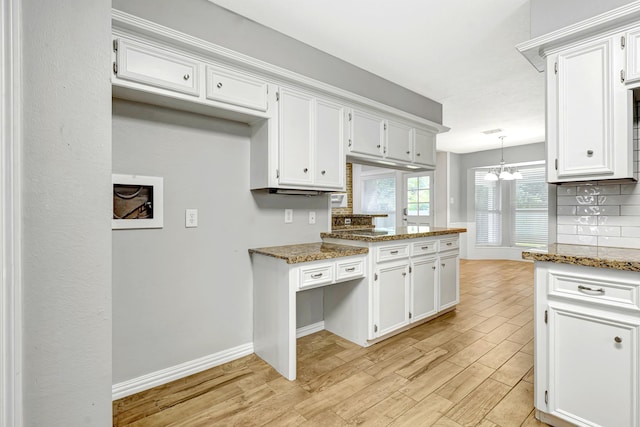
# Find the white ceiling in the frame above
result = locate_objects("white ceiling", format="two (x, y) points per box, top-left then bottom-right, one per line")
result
(207, 0), (545, 154)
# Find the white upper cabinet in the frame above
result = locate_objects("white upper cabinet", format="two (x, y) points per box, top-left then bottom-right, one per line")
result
(626, 26), (640, 84)
(115, 38), (200, 96)
(277, 87), (345, 191)
(348, 109), (385, 157)
(547, 32), (633, 182)
(205, 65), (268, 111)
(314, 98), (345, 189)
(414, 128), (437, 167)
(385, 120), (413, 162)
(278, 88), (314, 186)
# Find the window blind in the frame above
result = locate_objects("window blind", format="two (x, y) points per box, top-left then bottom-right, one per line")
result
(475, 170), (501, 245)
(513, 166), (547, 247)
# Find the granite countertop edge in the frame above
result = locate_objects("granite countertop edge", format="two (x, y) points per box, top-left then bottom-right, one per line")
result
(522, 244), (640, 272)
(249, 242), (369, 264)
(321, 227), (467, 242)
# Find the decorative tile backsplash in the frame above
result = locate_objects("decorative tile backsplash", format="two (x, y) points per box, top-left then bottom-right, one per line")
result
(556, 101), (640, 249)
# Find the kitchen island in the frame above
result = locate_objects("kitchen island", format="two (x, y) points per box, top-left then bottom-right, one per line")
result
(522, 244), (640, 427)
(250, 226), (466, 380)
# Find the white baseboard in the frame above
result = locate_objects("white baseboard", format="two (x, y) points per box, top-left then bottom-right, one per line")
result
(296, 321), (325, 338)
(112, 342), (254, 400)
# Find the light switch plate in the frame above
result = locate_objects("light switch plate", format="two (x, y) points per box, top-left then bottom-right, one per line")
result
(284, 209), (293, 223)
(185, 209), (198, 228)
(309, 211), (316, 224)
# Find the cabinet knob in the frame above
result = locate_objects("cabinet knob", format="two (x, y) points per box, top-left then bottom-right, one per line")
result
(348, 139), (352, 147)
(303, 168), (308, 173)
(416, 153), (421, 157)
(376, 144), (381, 148)
(216, 82), (223, 89)
(587, 150), (594, 157)
(321, 170), (326, 175)
(615, 336), (623, 343)
(432, 266), (436, 270)
(406, 151), (411, 155)
(441, 263), (445, 268)
(183, 74), (190, 81)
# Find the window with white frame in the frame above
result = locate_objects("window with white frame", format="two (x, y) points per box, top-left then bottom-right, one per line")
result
(475, 162), (547, 248)
(360, 172), (396, 228)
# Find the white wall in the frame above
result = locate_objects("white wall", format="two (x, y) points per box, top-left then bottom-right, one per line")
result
(112, 100), (330, 384)
(21, 0), (113, 425)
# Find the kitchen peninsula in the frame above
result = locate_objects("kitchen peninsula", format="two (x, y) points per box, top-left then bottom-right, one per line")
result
(522, 244), (640, 427)
(250, 226), (466, 380)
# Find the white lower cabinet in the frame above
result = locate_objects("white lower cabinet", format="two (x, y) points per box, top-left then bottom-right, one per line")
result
(535, 262), (640, 427)
(373, 261), (410, 337)
(438, 252), (460, 311)
(410, 256), (438, 321)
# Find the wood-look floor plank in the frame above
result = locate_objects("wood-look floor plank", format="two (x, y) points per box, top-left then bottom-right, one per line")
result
(113, 259), (551, 427)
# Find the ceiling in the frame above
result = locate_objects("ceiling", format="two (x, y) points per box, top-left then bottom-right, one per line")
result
(206, 0), (545, 154)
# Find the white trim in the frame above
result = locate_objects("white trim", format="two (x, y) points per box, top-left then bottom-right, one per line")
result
(296, 321), (325, 338)
(517, 1), (640, 71)
(111, 9), (448, 134)
(112, 342), (254, 400)
(1, 0), (21, 425)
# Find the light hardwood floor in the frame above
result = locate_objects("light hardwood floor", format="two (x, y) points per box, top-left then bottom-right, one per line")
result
(113, 259), (549, 427)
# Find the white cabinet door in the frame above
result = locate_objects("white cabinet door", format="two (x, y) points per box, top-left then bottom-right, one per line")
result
(548, 34), (632, 182)
(373, 262), (410, 337)
(115, 38), (200, 96)
(547, 303), (640, 427)
(411, 257), (438, 322)
(205, 65), (268, 111)
(314, 98), (345, 189)
(278, 88), (314, 186)
(349, 109), (384, 157)
(626, 27), (640, 84)
(414, 129), (436, 167)
(385, 120), (413, 162)
(439, 253), (459, 311)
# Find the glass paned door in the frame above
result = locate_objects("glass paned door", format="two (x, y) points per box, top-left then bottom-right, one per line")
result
(404, 172), (433, 225)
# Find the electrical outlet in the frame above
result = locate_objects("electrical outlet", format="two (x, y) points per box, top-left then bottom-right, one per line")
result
(345, 218), (352, 225)
(309, 211), (316, 224)
(185, 209), (198, 228)
(284, 209), (293, 223)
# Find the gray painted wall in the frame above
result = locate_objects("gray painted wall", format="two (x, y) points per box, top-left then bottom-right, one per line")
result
(449, 143), (546, 223)
(448, 153), (464, 223)
(112, 100), (328, 383)
(530, 0), (635, 37)
(21, 0), (113, 424)
(112, 0), (442, 124)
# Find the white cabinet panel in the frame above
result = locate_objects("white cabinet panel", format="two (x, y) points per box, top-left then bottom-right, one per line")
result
(547, 304), (640, 427)
(373, 262), (410, 337)
(278, 89), (314, 186)
(349, 109), (384, 157)
(115, 38), (200, 96)
(385, 120), (413, 162)
(411, 257), (438, 322)
(314, 99), (345, 188)
(439, 252), (459, 311)
(627, 27), (640, 84)
(205, 65), (268, 111)
(414, 129), (436, 167)
(547, 33), (632, 182)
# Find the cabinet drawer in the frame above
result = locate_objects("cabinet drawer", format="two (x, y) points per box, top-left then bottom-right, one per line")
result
(548, 270), (640, 311)
(205, 65), (268, 111)
(299, 263), (334, 290)
(335, 258), (365, 282)
(115, 39), (200, 96)
(412, 240), (438, 256)
(376, 243), (410, 262)
(439, 238), (459, 252)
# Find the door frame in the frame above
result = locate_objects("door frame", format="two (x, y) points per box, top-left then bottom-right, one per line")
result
(1, 0), (22, 425)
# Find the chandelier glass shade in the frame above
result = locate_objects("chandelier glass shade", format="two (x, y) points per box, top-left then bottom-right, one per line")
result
(484, 136), (522, 181)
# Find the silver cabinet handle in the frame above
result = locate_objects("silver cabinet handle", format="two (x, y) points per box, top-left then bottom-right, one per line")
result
(578, 285), (605, 294)
(390, 250), (399, 255)
(183, 74), (190, 80)
(311, 273), (323, 279)
(615, 336), (623, 343)
(421, 246), (430, 250)
(216, 82), (223, 88)
(587, 150), (594, 156)
(446, 242), (453, 246)
(345, 267), (355, 272)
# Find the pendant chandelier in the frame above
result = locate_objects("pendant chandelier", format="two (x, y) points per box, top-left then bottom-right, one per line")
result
(484, 136), (523, 181)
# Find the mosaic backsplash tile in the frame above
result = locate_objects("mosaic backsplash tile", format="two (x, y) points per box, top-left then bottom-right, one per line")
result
(556, 101), (640, 249)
